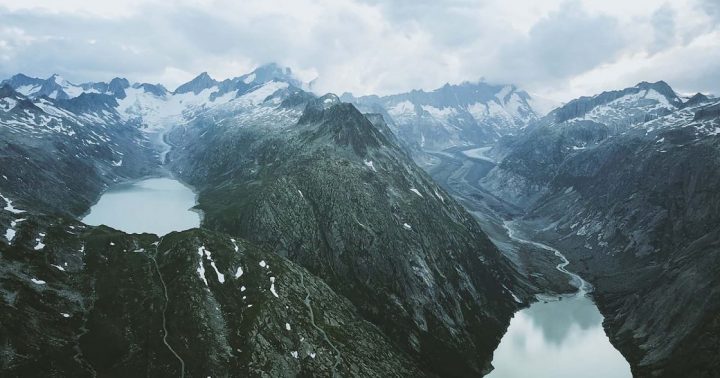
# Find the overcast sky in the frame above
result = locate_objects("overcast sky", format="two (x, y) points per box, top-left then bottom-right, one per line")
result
(1, 0), (718, 101)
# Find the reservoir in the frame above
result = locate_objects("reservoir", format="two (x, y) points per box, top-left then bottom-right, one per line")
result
(488, 221), (632, 378)
(82, 177), (201, 235)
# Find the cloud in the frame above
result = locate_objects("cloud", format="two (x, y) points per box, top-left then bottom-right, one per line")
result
(696, 0), (720, 23)
(489, 2), (626, 84)
(0, 0), (717, 100)
(650, 5), (677, 53)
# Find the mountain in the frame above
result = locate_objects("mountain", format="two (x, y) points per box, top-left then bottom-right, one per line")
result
(478, 81), (720, 376)
(1, 66), (526, 376)
(0, 69), (436, 376)
(0, 84), (157, 216)
(1, 74), (106, 100)
(174, 72), (218, 94)
(165, 88), (525, 375)
(0, 215), (425, 377)
(0, 64), (302, 133)
(551, 80), (682, 128)
(5, 62), (718, 377)
(342, 81), (556, 152)
(483, 81), (686, 206)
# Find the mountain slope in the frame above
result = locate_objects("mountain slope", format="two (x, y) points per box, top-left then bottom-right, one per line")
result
(0, 215), (422, 377)
(0, 84), (157, 216)
(482, 81), (686, 206)
(479, 81), (720, 376)
(167, 91), (524, 376)
(1, 70), (427, 376)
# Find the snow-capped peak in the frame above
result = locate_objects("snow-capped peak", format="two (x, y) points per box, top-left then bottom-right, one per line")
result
(174, 72), (218, 95)
(51, 74), (67, 86)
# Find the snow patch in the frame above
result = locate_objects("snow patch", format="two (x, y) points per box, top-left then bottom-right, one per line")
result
(210, 261), (225, 283)
(34, 235), (45, 250)
(269, 276), (279, 298)
(31, 278), (46, 285)
(387, 100), (415, 119)
(197, 246), (209, 286)
(202, 246), (225, 283)
(1, 193), (25, 214)
(243, 73), (256, 84)
(237, 81), (289, 106)
(421, 105), (456, 119)
(409, 188), (424, 198)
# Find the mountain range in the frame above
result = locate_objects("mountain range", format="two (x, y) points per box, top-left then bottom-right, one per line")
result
(1, 63), (719, 377)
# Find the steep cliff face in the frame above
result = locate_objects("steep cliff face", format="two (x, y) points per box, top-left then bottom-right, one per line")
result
(168, 92), (523, 376)
(480, 82), (720, 376)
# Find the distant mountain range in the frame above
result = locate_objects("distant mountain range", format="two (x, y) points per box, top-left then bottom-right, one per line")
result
(342, 82), (558, 151)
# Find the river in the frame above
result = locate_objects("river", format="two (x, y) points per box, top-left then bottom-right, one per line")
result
(487, 221), (631, 377)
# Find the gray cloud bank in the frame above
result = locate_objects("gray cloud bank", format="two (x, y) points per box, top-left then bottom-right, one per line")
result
(0, 0), (718, 101)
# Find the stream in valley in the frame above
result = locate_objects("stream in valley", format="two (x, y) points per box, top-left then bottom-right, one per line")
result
(424, 147), (631, 377)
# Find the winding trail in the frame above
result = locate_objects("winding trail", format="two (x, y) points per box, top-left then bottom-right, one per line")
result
(150, 237), (186, 378)
(299, 272), (342, 377)
(503, 220), (592, 296)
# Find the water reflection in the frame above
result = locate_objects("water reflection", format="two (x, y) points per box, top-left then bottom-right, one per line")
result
(83, 177), (201, 235)
(488, 294), (631, 378)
